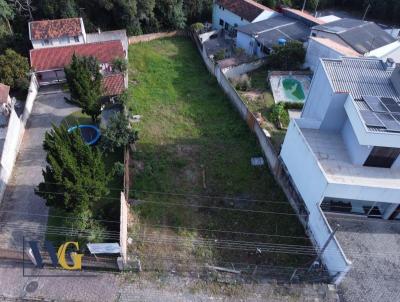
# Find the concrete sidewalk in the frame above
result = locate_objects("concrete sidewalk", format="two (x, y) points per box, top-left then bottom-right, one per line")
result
(0, 90), (77, 250)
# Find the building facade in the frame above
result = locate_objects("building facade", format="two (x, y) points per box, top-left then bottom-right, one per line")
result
(281, 57), (400, 222)
(212, 0), (276, 32)
(29, 18), (86, 49)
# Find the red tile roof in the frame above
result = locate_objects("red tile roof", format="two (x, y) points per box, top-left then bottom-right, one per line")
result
(102, 74), (125, 96)
(282, 7), (325, 25)
(0, 83), (10, 104)
(30, 18), (82, 40)
(216, 0), (273, 22)
(30, 41), (125, 72)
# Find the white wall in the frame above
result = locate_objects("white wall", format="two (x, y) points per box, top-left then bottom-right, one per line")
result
(212, 3), (250, 30)
(253, 10), (277, 22)
(31, 34), (85, 49)
(301, 62), (334, 122)
(281, 120), (351, 281)
(0, 75), (39, 202)
(319, 93), (348, 131)
(341, 118), (370, 165)
(222, 57), (267, 79)
(305, 38), (343, 71)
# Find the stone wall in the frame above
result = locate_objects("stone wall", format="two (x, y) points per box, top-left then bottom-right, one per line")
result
(129, 31), (186, 45)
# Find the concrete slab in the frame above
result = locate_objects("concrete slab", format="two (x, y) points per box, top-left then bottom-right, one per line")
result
(0, 90), (77, 250)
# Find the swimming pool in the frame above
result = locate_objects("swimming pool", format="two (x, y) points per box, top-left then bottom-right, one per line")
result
(282, 78), (306, 102)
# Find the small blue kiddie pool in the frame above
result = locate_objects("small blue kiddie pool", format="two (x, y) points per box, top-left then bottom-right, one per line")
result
(68, 125), (101, 145)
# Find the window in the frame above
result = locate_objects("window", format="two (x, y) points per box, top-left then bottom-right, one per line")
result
(311, 32), (317, 37)
(257, 41), (260, 47)
(241, 17), (243, 21)
(224, 22), (230, 31)
(42, 39), (52, 46)
(74, 36), (79, 42)
(219, 19), (224, 26)
(364, 146), (400, 168)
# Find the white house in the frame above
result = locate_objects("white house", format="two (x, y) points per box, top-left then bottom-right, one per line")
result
(212, 0), (277, 32)
(280, 56), (400, 280)
(29, 18), (86, 49)
(30, 40), (126, 87)
(305, 18), (398, 71)
(282, 56), (400, 220)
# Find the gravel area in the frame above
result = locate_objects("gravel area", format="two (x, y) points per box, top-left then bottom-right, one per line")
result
(327, 213), (400, 302)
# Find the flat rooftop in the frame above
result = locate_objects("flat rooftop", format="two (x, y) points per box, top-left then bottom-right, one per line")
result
(300, 127), (400, 189)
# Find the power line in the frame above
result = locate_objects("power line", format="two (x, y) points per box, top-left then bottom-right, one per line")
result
(24, 181), (294, 205)
(25, 190), (306, 216)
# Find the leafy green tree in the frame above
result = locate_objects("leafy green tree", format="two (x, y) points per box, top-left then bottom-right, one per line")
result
(269, 102), (289, 129)
(0, 0), (14, 34)
(0, 49), (29, 89)
(112, 57), (128, 73)
(267, 41), (306, 71)
(36, 124), (110, 213)
(155, 0), (186, 29)
(64, 55), (103, 122)
(101, 112), (138, 152)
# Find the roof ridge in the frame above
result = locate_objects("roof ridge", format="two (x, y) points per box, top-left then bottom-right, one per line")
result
(254, 21), (297, 36)
(30, 17), (81, 23)
(30, 40), (122, 53)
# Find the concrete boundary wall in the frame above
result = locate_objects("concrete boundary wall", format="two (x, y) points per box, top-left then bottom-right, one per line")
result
(192, 34), (350, 284)
(129, 31), (186, 45)
(0, 74), (39, 203)
(222, 58), (267, 79)
(120, 192), (128, 265)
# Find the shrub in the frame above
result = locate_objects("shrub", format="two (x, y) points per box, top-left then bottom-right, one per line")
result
(0, 49), (29, 90)
(190, 22), (204, 32)
(269, 102), (289, 129)
(232, 74), (251, 91)
(113, 161), (125, 177)
(284, 102), (304, 110)
(214, 49), (225, 61)
(112, 57), (128, 73)
(267, 41), (306, 71)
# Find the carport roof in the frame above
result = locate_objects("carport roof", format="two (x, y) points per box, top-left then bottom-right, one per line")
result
(237, 15), (310, 48)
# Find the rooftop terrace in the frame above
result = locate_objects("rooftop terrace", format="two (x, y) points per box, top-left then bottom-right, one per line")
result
(300, 127), (400, 189)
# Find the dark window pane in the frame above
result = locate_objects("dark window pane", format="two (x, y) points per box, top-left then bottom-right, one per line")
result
(364, 146), (400, 168)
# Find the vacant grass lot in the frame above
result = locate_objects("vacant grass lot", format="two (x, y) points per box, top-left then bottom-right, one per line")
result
(128, 37), (312, 274)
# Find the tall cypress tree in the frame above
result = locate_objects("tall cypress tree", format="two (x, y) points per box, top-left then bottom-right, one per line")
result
(64, 54), (103, 122)
(36, 124), (110, 214)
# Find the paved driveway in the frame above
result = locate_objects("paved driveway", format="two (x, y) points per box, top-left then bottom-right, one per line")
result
(327, 214), (400, 302)
(0, 89), (77, 250)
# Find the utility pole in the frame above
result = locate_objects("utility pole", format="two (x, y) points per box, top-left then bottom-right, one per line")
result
(302, 0), (307, 12)
(362, 3), (371, 21)
(313, 0), (320, 17)
(308, 224), (340, 272)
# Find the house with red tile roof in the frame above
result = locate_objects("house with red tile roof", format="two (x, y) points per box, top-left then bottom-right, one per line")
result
(28, 17), (129, 96)
(30, 40), (125, 88)
(212, 0), (277, 33)
(29, 18), (86, 49)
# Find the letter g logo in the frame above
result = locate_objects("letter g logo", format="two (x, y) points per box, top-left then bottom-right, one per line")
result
(57, 241), (83, 270)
